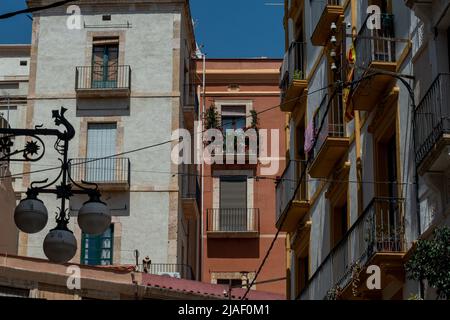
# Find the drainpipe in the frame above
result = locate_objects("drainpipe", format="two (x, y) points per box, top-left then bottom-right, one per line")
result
(198, 52), (206, 282)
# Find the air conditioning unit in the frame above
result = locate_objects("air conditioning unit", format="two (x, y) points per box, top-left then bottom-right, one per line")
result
(157, 272), (181, 279)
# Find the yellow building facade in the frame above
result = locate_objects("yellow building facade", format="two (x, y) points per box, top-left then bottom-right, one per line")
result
(276, 0), (450, 300)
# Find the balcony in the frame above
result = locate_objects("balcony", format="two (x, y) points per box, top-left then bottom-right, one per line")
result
(280, 42), (307, 113)
(299, 198), (406, 300)
(69, 158), (130, 190)
(275, 160), (310, 232)
(351, 14), (397, 111)
(181, 172), (201, 220)
(206, 208), (259, 238)
(75, 65), (131, 98)
(138, 263), (195, 280)
(310, 0), (344, 46)
(308, 94), (349, 178)
(414, 73), (450, 174)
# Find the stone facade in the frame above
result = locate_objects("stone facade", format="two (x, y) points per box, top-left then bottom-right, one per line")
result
(0, 0), (199, 278)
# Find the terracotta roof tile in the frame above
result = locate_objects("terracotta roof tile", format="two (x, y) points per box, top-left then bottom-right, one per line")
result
(141, 273), (285, 300)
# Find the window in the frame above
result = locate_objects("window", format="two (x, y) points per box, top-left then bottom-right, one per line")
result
(0, 106), (18, 129)
(221, 106), (246, 152)
(217, 279), (243, 288)
(447, 28), (450, 73)
(332, 200), (348, 247)
(387, 136), (398, 199)
(296, 254), (309, 296)
(92, 38), (119, 88)
(296, 120), (307, 201)
(221, 106), (246, 131)
(19, 60), (27, 66)
(86, 123), (117, 182)
(81, 224), (114, 266)
(219, 176), (247, 231)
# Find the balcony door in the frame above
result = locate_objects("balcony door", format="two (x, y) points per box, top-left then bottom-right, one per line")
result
(219, 176), (247, 231)
(92, 40), (119, 89)
(221, 106), (247, 154)
(81, 224), (114, 266)
(375, 126), (403, 251)
(86, 123), (117, 183)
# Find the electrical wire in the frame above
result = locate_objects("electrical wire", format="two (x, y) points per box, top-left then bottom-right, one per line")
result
(0, 82), (333, 181)
(242, 84), (341, 300)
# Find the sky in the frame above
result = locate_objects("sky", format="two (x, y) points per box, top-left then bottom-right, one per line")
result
(0, 0), (285, 58)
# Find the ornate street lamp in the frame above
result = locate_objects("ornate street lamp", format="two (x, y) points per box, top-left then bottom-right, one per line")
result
(0, 107), (110, 264)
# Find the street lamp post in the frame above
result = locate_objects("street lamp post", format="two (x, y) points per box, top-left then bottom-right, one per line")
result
(0, 107), (110, 264)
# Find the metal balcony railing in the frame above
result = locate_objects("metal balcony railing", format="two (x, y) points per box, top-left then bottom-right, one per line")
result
(280, 41), (306, 100)
(355, 14), (396, 81)
(310, 93), (345, 162)
(414, 73), (450, 166)
(75, 65), (131, 90)
(299, 198), (405, 300)
(207, 208), (260, 233)
(181, 172), (201, 210)
(69, 158), (130, 185)
(275, 160), (307, 223)
(310, 0), (342, 35)
(138, 263), (195, 280)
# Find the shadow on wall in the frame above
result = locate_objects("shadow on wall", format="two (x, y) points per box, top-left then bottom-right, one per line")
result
(0, 166), (19, 255)
(69, 191), (131, 217)
(76, 98), (130, 117)
(207, 238), (260, 259)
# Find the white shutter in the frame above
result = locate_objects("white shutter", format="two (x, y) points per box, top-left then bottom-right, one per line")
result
(87, 123), (117, 182)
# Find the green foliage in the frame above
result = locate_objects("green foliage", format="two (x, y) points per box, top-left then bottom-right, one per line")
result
(407, 294), (423, 300)
(405, 226), (450, 300)
(293, 69), (304, 81)
(204, 105), (220, 130)
(250, 110), (259, 129)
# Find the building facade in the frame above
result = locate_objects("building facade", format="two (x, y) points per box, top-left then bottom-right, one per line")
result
(407, 0), (450, 299)
(0, 0), (200, 279)
(0, 44), (31, 255)
(197, 58), (287, 296)
(276, 0), (449, 300)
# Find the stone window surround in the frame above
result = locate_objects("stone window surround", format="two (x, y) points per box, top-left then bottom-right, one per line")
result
(73, 219), (122, 266)
(78, 117), (124, 158)
(214, 100), (254, 128)
(85, 31), (126, 67)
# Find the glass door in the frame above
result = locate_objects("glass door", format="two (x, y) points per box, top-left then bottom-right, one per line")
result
(92, 44), (119, 89)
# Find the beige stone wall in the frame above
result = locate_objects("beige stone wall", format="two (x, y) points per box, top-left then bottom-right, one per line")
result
(0, 165), (18, 255)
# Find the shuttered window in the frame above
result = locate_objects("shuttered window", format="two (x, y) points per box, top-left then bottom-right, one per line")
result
(220, 176), (247, 209)
(219, 176), (247, 231)
(87, 123), (117, 182)
(81, 224), (114, 266)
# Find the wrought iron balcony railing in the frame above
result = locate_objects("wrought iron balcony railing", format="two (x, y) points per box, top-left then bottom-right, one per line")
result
(310, 93), (345, 162)
(138, 263), (195, 280)
(275, 160), (307, 223)
(298, 197), (405, 300)
(414, 73), (450, 166)
(75, 65), (131, 91)
(207, 208), (260, 234)
(355, 14), (396, 81)
(69, 158), (130, 186)
(280, 41), (306, 98)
